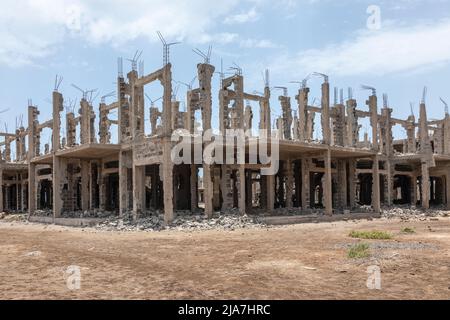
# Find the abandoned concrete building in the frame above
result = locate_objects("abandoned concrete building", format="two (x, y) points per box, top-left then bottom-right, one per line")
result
(2, 54), (450, 225)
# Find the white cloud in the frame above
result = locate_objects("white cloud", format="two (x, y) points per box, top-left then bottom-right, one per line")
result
(224, 7), (259, 25)
(198, 33), (239, 45)
(0, 0), (247, 67)
(271, 19), (450, 77)
(240, 38), (280, 48)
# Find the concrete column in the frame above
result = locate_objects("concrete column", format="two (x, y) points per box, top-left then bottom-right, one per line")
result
(221, 166), (233, 211)
(98, 161), (106, 211)
(28, 164), (36, 216)
(162, 138), (174, 224)
(286, 159), (293, 209)
(386, 161), (393, 206)
(266, 174), (275, 212)
(132, 165), (146, 219)
(89, 162), (95, 210)
(238, 165), (246, 215)
(0, 170), (3, 212)
(446, 173), (450, 210)
(324, 149), (333, 215)
(52, 90), (64, 218)
(52, 157), (64, 218)
(296, 88), (309, 141)
(119, 151), (130, 216)
(411, 174), (418, 206)
(301, 158), (310, 210)
(21, 179), (26, 211)
(190, 165), (198, 212)
(372, 156), (381, 213)
(5, 187), (10, 211)
(348, 159), (357, 209)
(203, 164), (214, 217)
(321, 82), (331, 145)
(368, 95), (378, 151)
(213, 168), (221, 210)
(80, 160), (89, 212)
(16, 174), (20, 212)
(421, 162), (430, 209)
(337, 160), (347, 209)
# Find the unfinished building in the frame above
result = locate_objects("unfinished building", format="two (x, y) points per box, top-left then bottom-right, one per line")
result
(2, 51), (450, 225)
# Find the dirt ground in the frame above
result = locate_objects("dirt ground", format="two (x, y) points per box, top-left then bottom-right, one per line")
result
(0, 217), (449, 300)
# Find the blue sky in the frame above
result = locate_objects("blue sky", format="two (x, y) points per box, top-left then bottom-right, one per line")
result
(1, 0), (450, 148)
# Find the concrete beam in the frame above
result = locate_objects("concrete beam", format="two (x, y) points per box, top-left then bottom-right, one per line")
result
(324, 149), (333, 216)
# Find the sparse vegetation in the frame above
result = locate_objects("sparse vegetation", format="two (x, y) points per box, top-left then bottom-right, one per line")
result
(349, 230), (392, 240)
(401, 227), (416, 234)
(348, 243), (370, 259)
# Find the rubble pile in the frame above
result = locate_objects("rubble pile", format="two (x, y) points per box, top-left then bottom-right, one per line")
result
(34, 210), (53, 217)
(96, 212), (266, 232)
(381, 206), (449, 219)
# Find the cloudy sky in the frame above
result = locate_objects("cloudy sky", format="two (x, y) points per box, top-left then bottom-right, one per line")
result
(1, 0), (449, 146)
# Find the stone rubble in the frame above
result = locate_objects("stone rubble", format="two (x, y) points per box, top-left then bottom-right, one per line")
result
(381, 205), (449, 220)
(96, 211), (266, 232)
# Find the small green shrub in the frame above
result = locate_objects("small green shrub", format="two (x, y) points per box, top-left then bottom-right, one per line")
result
(348, 243), (370, 259)
(401, 227), (416, 234)
(349, 230), (392, 240)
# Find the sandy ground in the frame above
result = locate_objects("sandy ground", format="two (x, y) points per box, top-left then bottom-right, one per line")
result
(0, 217), (449, 300)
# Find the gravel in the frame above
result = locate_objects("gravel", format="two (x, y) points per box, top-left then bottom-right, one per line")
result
(336, 242), (439, 251)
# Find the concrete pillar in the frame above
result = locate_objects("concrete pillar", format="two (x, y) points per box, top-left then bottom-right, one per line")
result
(98, 162), (106, 211)
(203, 164), (214, 217)
(296, 88), (309, 141)
(367, 95), (378, 151)
(386, 161), (393, 206)
(162, 138), (174, 224)
(119, 151), (131, 216)
(52, 157), (64, 218)
(321, 82), (331, 145)
(266, 174), (275, 212)
(5, 187), (10, 211)
(238, 166), (246, 215)
(301, 158), (310, 210)
(21, 179), (26, 211)
(421, 162), (430, 209)
(411, 174), (418, 206)
(51, 90), (64, 218)
(348, 159), (356, 209)
(446, 173), (450, 210)
(16, 174), (20, 212)
(346, 99), (358, 147)
(372, 156), (381, 213)
(286, 159), (293, 209)
(337, 160), (347, 209)
(28, 105), (38, 217)
(213, 168), (221, 210)
(280, 96), (292, 140)
(190, 165), (198, 212)
(221, 166), (233, 211)
(28, 164), (36, 216)
(324, 149), (333, 215)
(81, 160), (89, 212)
(89, 162), (95, 210)
(132, 165), (146, 219)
